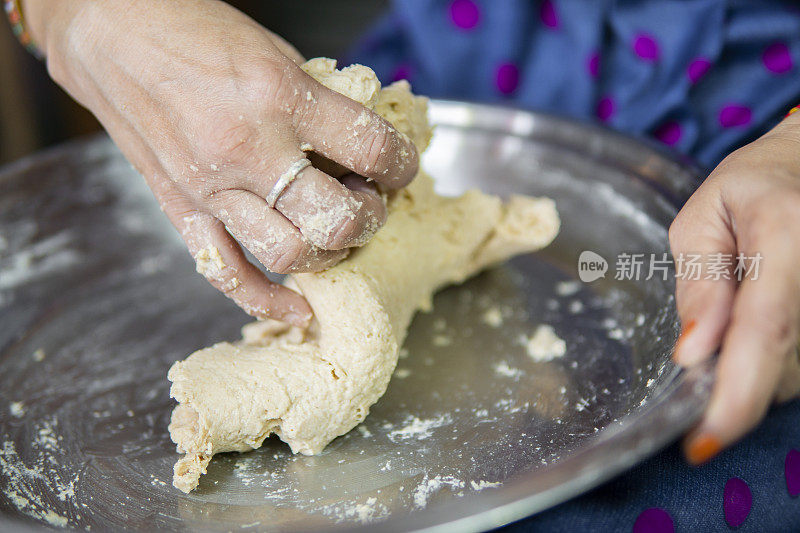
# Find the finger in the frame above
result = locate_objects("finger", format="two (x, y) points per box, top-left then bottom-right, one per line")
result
(776, 346), (800, 403)
(245, 149), (387, 250)
(176, 210), (313, 326)
(669, 190), (738, 367)
(684, 209), (800, 464)
(211, 189), (349, 273)
(265, 30), (305, 65)
(293, 74), (419, 187)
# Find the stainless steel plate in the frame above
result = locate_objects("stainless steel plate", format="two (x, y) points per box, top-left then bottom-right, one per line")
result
(0, 101), (713, 532)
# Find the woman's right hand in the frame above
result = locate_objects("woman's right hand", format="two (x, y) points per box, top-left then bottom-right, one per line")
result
(24, 0), (419, 326)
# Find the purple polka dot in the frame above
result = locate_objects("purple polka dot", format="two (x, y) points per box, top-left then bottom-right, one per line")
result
(539, 0), (560, 29)
(596, 96), (615, 122)
(763, 42), (793, 74)
(495, 63), (520, 95)
(391, 63), (413, 82)
(723, 477), (752, 528)
(654, 121), (682, 146)
(633, 33), (660, 62)
(588, 52), (600, 79)
(633, 508), (674, 533)
(449, 0), (480, 30)
(687, 57), (712, 84)
(719, 104), (752, 128)
(786, 449), (800, 497)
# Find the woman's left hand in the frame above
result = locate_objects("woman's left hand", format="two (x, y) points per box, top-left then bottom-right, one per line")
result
(670, 115), (800, 464)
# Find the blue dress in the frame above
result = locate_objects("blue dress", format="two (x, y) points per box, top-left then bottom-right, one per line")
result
(348, 0), (800, 169)
(348, 2), (800, 530)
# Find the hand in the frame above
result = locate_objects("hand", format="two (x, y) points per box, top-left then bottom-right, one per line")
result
(24, 0), (419, 326)
(670, 116), (800, 464)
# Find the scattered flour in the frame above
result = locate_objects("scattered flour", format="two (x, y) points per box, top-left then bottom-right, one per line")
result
(356, 425), (373, 438)
(31, 349), (46, 362)
(555, 280), (581, 296)
(470, 480), (502, 490)
(493, 361), (522, 379)
(521, 325), (566, 362)
(481, 307), (504, 328)
(412, 475), (465, 508)
(432, 334), (452, 347)
(320, 496), (389, 524)
(9, 401), (25, 418)
(388, 413), (453, 442)
(394, 368), (412, 379)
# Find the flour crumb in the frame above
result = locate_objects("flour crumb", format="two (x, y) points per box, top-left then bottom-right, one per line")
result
(470, 480), (502, 490)
(555, 280), (581, 296)
(9, 402), (25, 418)
(395, 368), (412, 379)
(356, 425), (373, 438)
(481, 306), (504, 328)
(568, 300), (584, 314)
(31, 349), (45, 362)
(194, 244), (225, 278)
(388, 413), (453, 441)
(521, 325), (566, 362)
(413, 475), (464, 508)
(493, 361), (522, 379)
(432, 334), (452, 347)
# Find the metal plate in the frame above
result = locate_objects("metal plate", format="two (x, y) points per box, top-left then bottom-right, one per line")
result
(0, 101), (713, 532)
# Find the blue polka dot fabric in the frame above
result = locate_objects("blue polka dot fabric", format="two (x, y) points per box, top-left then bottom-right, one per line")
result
(347, 0), (800, 168)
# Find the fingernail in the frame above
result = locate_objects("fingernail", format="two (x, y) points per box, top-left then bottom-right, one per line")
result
(673, 319), (697, 365)
(686, 432), (722, 465)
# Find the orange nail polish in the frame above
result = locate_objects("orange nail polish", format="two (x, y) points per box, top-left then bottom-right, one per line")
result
(673, 319), (697, 359)
(686, 433), (722, 465)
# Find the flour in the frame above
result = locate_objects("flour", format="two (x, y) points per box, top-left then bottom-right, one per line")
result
(388, 413), (453, 442)
(412, 475), (465, 508)
(9, 401), (25, 418)
(521, 325), (566, 362)
(555, 280), (581, 296)
(481, 306), (504, 328)
(493, 361), (523, 379)
(470, 480), (502, 490)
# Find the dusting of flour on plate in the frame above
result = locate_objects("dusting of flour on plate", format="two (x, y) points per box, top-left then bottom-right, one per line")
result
(521, 325), (566, 362)
(9, 401), (25, 418)
(412, 475), (465, 508)
(388, 413), (453, 442)
(481, 306), (504, 328)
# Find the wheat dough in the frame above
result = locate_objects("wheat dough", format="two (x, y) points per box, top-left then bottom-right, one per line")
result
(167, 58), (561, 493)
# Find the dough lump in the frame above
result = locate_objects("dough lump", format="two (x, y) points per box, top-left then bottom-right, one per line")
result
(167, 59), (560, 493)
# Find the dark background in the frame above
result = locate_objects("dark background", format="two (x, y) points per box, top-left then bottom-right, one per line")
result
(0, 0), (390, 165)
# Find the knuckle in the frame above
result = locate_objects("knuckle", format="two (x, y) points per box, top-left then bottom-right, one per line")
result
(266, 241), (306, 274)
(194, 111), (257, 166)
(359, 124), (395, 175)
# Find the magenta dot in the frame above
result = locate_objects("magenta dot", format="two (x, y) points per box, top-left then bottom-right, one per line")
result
(588, 52), (600, 79)
(786, 449), (800, 497)
(391, 63), (413, 82)
(763, 42), (793, 74)
(723, 477), (752, 528)
(654, 121), (682, 146)
(596, 96), (615, 122)
(539, 0), (560, 29)
(495, 62), (520, 95)
(633, 508), (674, 533)
(719, 104), (752, 128)
(633, 33), (660, 62)
(449, 0), (480, 30)
(687, 57), (712, 84)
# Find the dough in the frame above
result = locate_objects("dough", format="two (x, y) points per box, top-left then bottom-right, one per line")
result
(167, 59), (561, 493)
